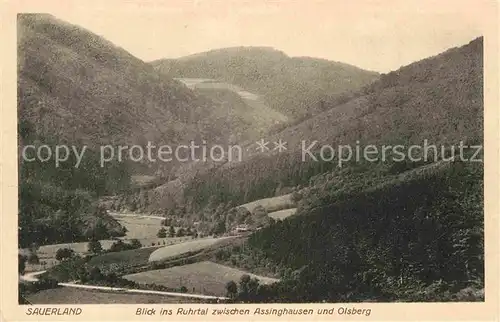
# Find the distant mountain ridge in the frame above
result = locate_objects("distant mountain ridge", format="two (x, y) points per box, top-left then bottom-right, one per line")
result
(151, 47), (379, 118)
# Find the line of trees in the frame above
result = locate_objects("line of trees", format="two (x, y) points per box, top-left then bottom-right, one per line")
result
(157, 226), (197, 238)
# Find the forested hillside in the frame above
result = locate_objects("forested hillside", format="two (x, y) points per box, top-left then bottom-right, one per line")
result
(17, 14), (220, 246)
(222, 159), (484, 302)
(180, 37), (483, 212)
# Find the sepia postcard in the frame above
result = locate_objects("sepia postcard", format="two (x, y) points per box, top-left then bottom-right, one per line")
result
(1, 0), (499, 321)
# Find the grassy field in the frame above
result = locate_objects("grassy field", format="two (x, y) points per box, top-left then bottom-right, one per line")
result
(123, 261), (279, 296)
(26, 287), (201, 304)
(148, 237), (235, 262)
(268, 208), (297, 220)
(130, 175), (162, 188)
(238, 193), (295, 213)
(88, 246), (161, 267)
(111, 214), (164, 239)
(86, 237), (195, 268)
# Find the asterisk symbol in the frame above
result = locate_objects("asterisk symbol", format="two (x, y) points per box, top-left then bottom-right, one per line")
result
(255, 139), (270, 152)
(273, 139), (287, 152)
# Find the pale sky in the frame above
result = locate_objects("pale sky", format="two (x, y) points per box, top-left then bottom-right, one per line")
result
(28, 0), (490, 72)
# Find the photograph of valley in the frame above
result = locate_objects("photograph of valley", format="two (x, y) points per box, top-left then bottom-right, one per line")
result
(16, 2), (487, 306)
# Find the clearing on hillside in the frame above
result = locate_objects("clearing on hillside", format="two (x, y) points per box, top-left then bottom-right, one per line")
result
(148, 237), (235, 262)
(268, 208), (297, 220)
(110, 213), (164, 239)
(110, 213), (192, 246)
(123, 261), (279, 296)
(237, 193), (295, 213)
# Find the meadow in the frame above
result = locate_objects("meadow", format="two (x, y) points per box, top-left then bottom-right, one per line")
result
(237, 193), (295, 213)
(123, 261), (279, 296)
(88, 246), (161, 267)
(148, 237), (235, 262)
(110, 213), (164, 239)
(268, 208), (297, 220)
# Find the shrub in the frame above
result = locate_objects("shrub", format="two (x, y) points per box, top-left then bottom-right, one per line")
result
(226, 280), (238, 299)
(88, 240), (103, 254)
(18, 255), (27, 275)
(55, 248), (75, 261)
(157, 228), (167, 238)
(176, 228), (185, 237)
(130, 239), (142, 249)
(88, 267), (104, 281)
(291, 191), (303, 203)
(27, 253), (40, 265)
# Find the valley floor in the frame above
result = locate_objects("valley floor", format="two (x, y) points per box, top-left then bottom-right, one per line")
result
(20, 212), (277, 303)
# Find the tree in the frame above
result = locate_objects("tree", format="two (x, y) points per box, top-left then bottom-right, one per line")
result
(105, 272), (119, 284)
(162, 216), (172, 226)
(88, 240), (103, 254)
(110, 240), (125, 252)
(27, 253), (40, 265)
(76, 266), (89, 283)
(130, 239), (142, 249)
(244, 216), (255, 226)
(252, 205), (270, 227)
(176, 228), (185, 237)
(168, 226), (176, 237)
(238, 274), (251, 301)
(291, 191), (303, 203)
(55, 248), (74, 261)
(88, 266), (103, 281)
(247, 277), (261, 301)
(226, 280), (238, 299)
(235, 207), (251, 225)
(212, 220), (226, 236)
(29, 242), (40, 253)
(157, 227), (167, 238)
(18, 255), (27, 275)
